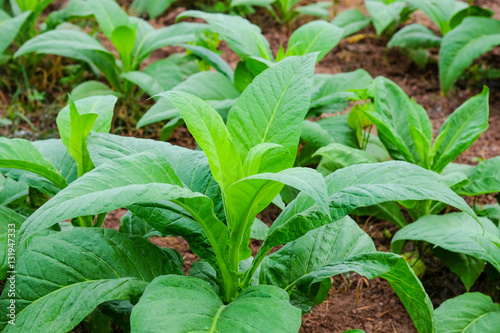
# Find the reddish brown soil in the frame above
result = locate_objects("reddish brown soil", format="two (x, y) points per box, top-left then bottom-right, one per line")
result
(2, 0), (500, 332)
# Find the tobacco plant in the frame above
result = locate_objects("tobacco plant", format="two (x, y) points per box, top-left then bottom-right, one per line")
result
(387, 0), (500, 92)
(0, 54), (480, 332)
(14, 0), (210, 101)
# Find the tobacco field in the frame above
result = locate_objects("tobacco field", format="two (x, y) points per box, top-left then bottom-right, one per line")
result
(0, 0), (499, 332)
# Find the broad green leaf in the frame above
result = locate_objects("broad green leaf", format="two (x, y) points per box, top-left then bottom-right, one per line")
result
(250, 218), (269, 240)
(352, 201), (408, 228)
(460, 156), (500, 195)
(296, 120), (335, 167)
(138, 71), (239, 128)
(439, 17), (500, 93)
(314, 143), (378, 176)
(121, 71), (165, 98)
(327, 161), (476, 220)
(130, 0), (175, 18)
(392, 213), (500, 274)
(111, 25), (136, 71)
(431, 87), (489, 173)
(294, 252), (434, 333)
(87, 0), (130, 40)
(227, 54), (316, 162)
(260, 216), (375, 311)
(0, 11), (30, 55)
(143, 58), (191, 90)
(180, 44), (234, 81)
(449, 5), (495, 29)
(0, 228), (183, 332)
(408, 99), (433, 168)
(365, 0), (407, 35)
(388, 23), (441, 49)
(159, 91), (243, 191)
(177, 11), (273, 61)
(130, 275), (301, 333)
(0, 206), (25, 279)
(70, 81), (120, 101)
(286, 20), (343, 61)
(331, 8), (370, 38)
(315, 115), (359, 148)
(434, 293), (500, 333)
(0, 138), (68, 190)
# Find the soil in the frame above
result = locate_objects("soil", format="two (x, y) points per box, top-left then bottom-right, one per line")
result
(2, 0), (500, 332)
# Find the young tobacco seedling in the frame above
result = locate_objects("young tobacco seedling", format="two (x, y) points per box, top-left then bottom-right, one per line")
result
(387, 0), (499, 92)
(0, 54), (478, 332)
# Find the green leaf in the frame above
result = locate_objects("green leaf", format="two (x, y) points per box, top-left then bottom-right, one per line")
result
(286, 20), (343, 61)
(0, 228), (183, 332)
(177, 11), (273, 60)
(460, 156), (500, 195)
(365, 0), (407, 35)
(433, 247), (484, 292)
(326, 161), (476, 220)
(408, 99), (433, 168)
(250, 218), (269, 240)
(295, 252), (434, 333)
(87, 0), (130, 40)
(0, 206), (25, 279)
(294, 2), (332, 19)
(230, 0), (274, 7)
(439, 17), (500, 93)
(260, 216), (375, 311)
(0, 175), (28, 205)
(110, 25), (136, 72)
(227, 54), (316, 163)
(159, 91), (243, 192)
(449, 5), (495, 29)
(119, 210), (156, 237)
(0, 138), (68, 190)
(392, 212), (500, 274)
(130, 275), (301, 333)
(434, 293), (500, 333)
(388, 23), (441, 49)
(33, 139), (78, 184)
(0, 11), (30, 55)
(331, 8), (370, 38)
(431, 87), (489, 173)
(70, 81), (120, 101)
